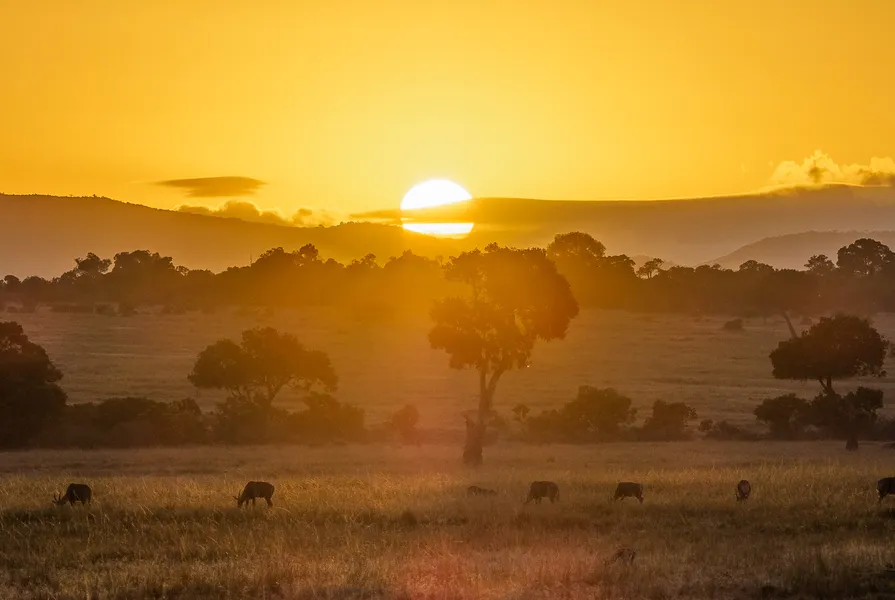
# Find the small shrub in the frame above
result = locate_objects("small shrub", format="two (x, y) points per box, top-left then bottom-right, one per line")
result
(94, 304), (117, 316)
(398, 510), (418, 527)
(118, 303), (137, 317)
(723, 318), (744, 331)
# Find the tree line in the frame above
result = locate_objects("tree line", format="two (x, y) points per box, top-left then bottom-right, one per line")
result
(5, 235), (895, 317)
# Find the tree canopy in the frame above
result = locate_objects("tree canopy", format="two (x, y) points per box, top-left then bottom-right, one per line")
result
(0, 321), (67, 447)
(189, 327), (337, 406)
(770, 314), (889, 395)
(429, 244), (578, 464)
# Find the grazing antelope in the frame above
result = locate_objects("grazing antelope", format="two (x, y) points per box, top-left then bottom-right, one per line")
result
(525, 481), (559, 504)
(235, 481), (275, 508)
(613, 482), (644, 503)
(606, 547), (637, 565)
(878, 477), (895, 503)
(736, 479), (752, 501)
(467, 485), (497, 497)
(53, 483), (92, 506)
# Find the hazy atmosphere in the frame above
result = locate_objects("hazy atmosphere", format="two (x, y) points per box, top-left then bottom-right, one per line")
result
(2, 2), (895, 599)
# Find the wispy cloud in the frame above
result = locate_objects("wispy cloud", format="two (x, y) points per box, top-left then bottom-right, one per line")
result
(769, 151), (895, 188)
(157, 176), (265, 197)
(176, 200), (341, 227)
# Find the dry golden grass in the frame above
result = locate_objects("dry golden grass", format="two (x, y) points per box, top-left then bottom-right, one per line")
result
(12, 308), (895, 430)
(3, 442), (895, 599)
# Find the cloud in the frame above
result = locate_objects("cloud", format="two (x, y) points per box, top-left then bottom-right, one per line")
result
(176, 200), (341, 227)
(769, 151), (895, 188)
(158, 176), (265, 197)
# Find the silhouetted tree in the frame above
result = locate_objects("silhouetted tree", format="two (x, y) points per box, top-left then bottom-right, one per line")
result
(429, 244), (578, 465)
(636, 258), (664, 280)
(837, 238), (894, 277)
(770, 314), (889, 446)
(390, 404), (421, 445)
(189, 327), (337, 406)
(805, 254), (835, 276)
(770, 314), (889, 397)
(0, 321), (67, 447)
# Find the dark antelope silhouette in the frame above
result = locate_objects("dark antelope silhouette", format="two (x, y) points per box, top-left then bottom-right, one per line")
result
(878, 477), (895, 503)
(613, 482), (644, 503)
(467, 485), (497, 497)
(736, 479), (752, 501)
(235, 481), (275, 508)
(525, 481), (559, 504)
(53, 483), (92, 506)
(606, 547), (636, 565)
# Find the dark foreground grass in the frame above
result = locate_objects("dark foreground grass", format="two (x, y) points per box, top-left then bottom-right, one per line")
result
(2, 442), (895, 599)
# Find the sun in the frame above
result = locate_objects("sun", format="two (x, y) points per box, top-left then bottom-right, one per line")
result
(400, 179), (474, 237)
(400, 179), (472, 210)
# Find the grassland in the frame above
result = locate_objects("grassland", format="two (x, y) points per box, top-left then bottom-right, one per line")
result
(3, 442), (895, 599)
(12, 308), (895, 432)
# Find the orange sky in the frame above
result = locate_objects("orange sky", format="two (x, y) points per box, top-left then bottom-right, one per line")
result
(1, 0), (893, 217)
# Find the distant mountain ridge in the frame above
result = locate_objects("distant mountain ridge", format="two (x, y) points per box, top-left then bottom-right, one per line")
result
(369, 184), (895, 265)
(4, 185), (895, 277)
(707, 231), (895, 270)
(0, 194), (459, 277)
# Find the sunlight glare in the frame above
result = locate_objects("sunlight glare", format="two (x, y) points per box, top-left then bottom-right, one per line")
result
(400, 179), (474, 237)
(400, 179), (472, 210)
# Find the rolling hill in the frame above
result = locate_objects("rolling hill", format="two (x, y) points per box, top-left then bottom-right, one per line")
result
(0, 194), (460, 277)
(707, 231), (895, 270)
(359, 184), (895, 265)
(4, 184), (895, 277)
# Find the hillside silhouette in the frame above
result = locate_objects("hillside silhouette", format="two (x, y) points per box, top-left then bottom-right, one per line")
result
(0, 194), (459, 277)
(5, 185), (895, 276)
(361, 184), (895, 265)
(708, 231), (895, 269)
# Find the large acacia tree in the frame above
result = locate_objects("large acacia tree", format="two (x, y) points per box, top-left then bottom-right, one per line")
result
(189, 327), (337, 406)
(429, 244), (579, 465)
(771, 314), (889, 446)
(189, 327), (338, 443)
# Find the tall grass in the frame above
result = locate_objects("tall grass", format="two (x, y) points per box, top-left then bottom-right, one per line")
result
(2, 442), (895, 599)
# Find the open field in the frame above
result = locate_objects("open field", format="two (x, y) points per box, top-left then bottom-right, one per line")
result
(10, 309), (895, 431)
(3, 443), (895, 599)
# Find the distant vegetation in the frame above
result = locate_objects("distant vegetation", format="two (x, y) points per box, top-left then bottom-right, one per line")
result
(4, 234), (895, 318)
(4, 234), (895, 452)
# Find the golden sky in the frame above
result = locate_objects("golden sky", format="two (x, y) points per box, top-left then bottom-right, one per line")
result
(1, 0), (893, 219)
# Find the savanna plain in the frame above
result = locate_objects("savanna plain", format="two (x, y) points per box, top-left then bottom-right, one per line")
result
(3, 444), (895, 599)
(5, 309), (895, 599)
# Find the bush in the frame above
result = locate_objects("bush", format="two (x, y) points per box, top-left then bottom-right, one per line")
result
(754, 394), (811, 439)
(639, 400), (698, 440)
(34, 397), (207, 448)
(723, 318), (744, 331)
(699, 419), (757, 441)
(94, 303), (116, 316)
(390, 404), (421, 445)
(524, 387), (637, 443)
(51, 304), (93, 314)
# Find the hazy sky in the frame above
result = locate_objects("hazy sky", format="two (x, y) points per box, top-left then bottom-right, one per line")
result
(2, 0), (893, 217)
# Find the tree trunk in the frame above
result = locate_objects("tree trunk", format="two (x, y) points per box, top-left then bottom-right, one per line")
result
(462, 370), (493, 466)
(462, 416), (484, 466)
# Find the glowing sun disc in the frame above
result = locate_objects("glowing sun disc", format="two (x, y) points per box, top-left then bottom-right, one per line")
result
(403, 222), (475, 236)
(400, 179), (472, 210)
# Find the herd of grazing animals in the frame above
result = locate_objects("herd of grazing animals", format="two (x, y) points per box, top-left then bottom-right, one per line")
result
(44, 477), (895, 512)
